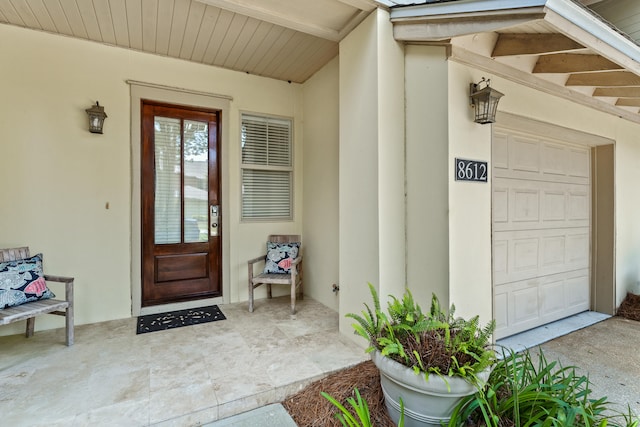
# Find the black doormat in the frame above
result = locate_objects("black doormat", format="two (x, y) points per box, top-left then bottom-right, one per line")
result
(136, 305), (226, 334)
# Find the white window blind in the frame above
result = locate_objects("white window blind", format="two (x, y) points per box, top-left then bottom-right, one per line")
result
(154, 117), (182, 243)
(241, 114), (292, 219)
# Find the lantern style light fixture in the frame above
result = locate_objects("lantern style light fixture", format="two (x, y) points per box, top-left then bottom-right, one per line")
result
(85, 101), (107, 134)
(469, 78), (504, 124)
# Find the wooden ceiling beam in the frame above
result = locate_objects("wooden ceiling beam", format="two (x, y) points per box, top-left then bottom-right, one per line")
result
(566, 71), (640, 86)
(593, 87), (640, 97)
(197, 0), (341, 41)
(616, 98), (640, 107)
(492, 33), (585, 57)
(533, 53), (622, 73)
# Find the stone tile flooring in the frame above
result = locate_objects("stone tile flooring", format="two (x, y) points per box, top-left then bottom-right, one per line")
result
(0, 297), (368, 426)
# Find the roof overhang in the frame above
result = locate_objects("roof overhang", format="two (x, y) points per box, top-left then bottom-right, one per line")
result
(389, 0), (640, 123)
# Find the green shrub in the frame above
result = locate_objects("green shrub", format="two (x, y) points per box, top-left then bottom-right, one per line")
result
(346, 283), (495, 383)
(449, 348), (640, 427)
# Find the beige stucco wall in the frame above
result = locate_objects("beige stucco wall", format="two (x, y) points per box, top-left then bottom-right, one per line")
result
(0, 24), (304, 335)
(338, 9), (405, 340)
(302, 57), (340, 310)
(405, 45), (451, 309)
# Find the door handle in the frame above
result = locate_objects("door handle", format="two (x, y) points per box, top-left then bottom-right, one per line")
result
(210, 205), (219, 236)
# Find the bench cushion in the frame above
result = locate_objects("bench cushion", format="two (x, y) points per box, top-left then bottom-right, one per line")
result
(0, 253), (55, 309)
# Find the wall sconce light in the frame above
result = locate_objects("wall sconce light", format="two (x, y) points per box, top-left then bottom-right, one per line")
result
(470, 78), (504, 124)
(85, 101), (107, 134)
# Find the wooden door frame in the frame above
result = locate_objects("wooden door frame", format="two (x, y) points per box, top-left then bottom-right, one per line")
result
(129, 81), (232, 316)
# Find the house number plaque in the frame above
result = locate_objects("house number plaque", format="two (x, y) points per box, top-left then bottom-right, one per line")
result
(455, 158), (488, 182)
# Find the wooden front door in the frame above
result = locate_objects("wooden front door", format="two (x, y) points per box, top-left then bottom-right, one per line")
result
(141, 101), (221, 307)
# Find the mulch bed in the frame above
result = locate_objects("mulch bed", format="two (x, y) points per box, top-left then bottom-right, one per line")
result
(283, 360), (395, 427)
(617, 292), (640, 321)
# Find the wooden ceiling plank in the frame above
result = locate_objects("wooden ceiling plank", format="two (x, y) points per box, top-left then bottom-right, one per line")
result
(25, 0), (57, 32)
(253, 27), (296, 75)
(222, 16), (260, 68)
(566, 71), (640, 86)
(57, 0), (87, 38)
(593, 87), (640, 97)
(93, 0), (117, 45)
(155, 0), (174, 55)
(282, 37), (332, 83)
(7, 0), (39, 30)
(231, 19), (274, 70)
(616, 98), (640, 107)
(109, 0), (130, 47)
(141, 0), (157, 52)
(533, 53), (622, 73)
(75, 0), (103, 41)
(256, 24), (306, 77)
(492, 33), (585, 57)
(212, 13), (248, 66)
(190, 5), (220, 62)
(269, 33), (317, 79)
(241, 23), (285, 72)
(179, 0), (207, 59)
(41, 0), (73, 36)
(167, 0), (191, 58)
(201, 8), (234, 64)
(125, 0), (142, 50)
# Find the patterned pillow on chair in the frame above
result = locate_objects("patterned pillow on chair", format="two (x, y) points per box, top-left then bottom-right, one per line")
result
(263, 242), (300, 274)
(0, 253), (55, 309)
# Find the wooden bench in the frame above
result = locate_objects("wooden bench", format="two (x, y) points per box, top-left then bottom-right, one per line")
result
(0, 247), (75, 346)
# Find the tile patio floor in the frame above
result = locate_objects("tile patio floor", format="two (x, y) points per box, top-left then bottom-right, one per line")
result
(0, 296), (368, 426)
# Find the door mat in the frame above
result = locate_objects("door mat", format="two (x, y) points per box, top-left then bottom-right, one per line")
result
(136, 305), (226, 334)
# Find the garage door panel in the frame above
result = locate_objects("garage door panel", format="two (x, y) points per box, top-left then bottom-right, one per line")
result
(493, 178), (589, 232)
(566, 275), (590, 309)
(513, 190), (539, 222)
(567, 233), (589, 264)
(493, 240), (508, 275)
(513, 238), (539, 271)
(568, 191), (589, 220)
(494, 292), (509, 330)
(493, 128), (590, 339)
(541, 236), (565, 268)
(493, 228), (589, 285)
(540, 280), (565, 316)
(493, 132), (509, 169)
(541, 143), (566, 175)
(542, 191), (565, 221)
(513, 284), (539, 324)
(568, 149), (590, 178)
(493, 270), (590, 338)
(493, 188), (509, 223)
(510, 136), (540, 172)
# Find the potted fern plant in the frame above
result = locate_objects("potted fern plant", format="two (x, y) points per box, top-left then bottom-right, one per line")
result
(348, 283), (496, 427)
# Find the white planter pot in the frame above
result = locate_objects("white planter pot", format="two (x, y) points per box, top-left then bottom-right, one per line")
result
(371, 351), (490, 427)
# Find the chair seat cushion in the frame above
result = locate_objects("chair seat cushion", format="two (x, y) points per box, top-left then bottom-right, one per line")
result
(263, 242), (300, 274)
(0, 253), (55, 310)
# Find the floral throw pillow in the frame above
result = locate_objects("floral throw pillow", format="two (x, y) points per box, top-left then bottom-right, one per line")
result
(263, 242), (300, 274)
(0, 253), (55, 310)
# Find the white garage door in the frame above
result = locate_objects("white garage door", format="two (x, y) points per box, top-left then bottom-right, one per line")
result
(492, 128), (591, 339)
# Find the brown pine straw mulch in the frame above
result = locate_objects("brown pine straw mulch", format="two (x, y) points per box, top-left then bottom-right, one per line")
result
(617, 292), (640, 321)
(283, 360), (395, 427)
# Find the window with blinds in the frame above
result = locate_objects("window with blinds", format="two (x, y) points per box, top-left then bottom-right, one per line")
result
(241, 114), (292, 219)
